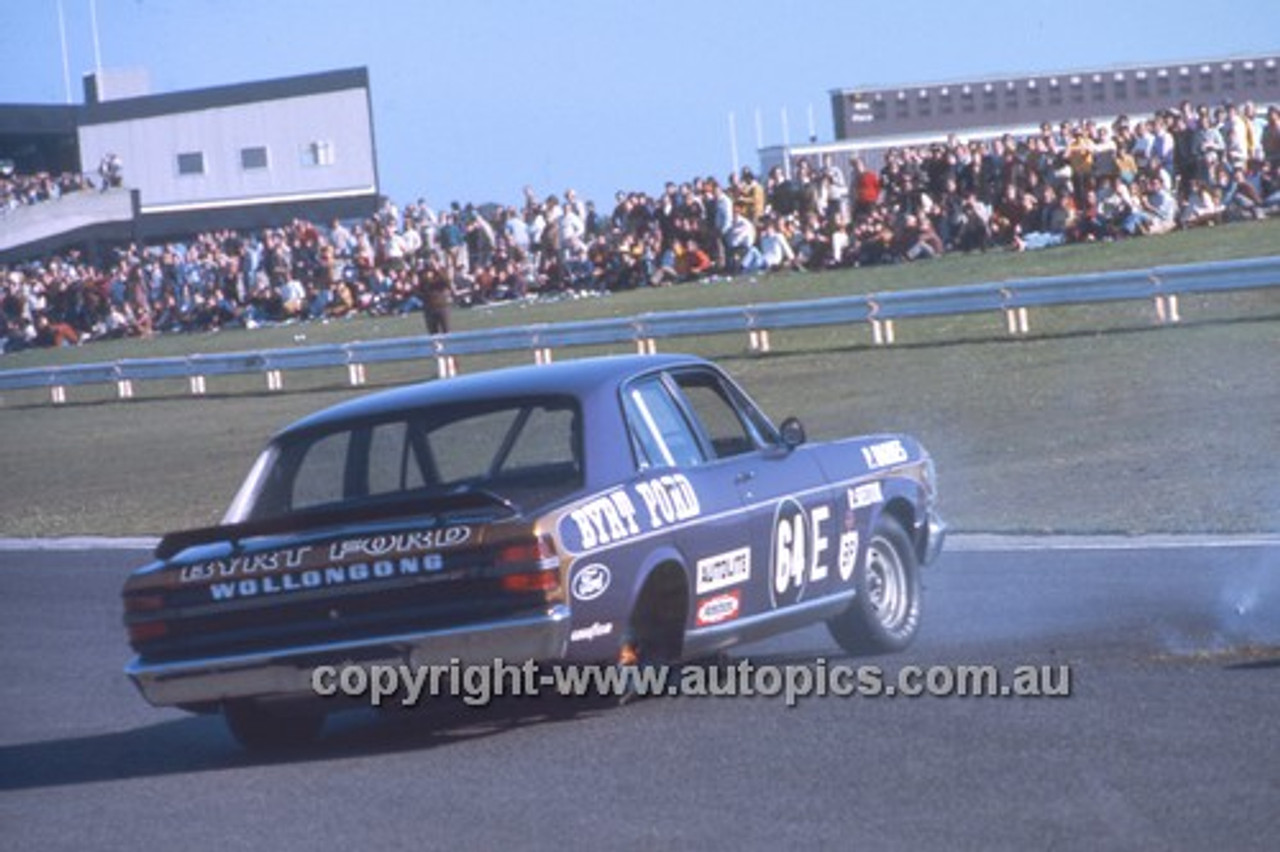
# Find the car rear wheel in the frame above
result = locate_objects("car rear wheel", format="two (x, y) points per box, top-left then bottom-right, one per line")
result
(617, 566), (686, 703)
(827, 514), (921, 655)
(223, 700), (325, 752)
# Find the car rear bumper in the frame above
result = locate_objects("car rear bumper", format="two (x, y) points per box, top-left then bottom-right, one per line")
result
(126, 604), (572, 707)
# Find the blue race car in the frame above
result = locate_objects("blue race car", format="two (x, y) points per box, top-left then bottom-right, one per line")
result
(123, 353), (945, 748)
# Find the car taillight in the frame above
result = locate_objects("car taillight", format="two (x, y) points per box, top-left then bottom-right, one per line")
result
(496, 534), (561, 593)
(127, 620), (169, 643)
(500, 571), (561, 593)
(123, 593), (164, 613)
(124, 592), (168, 645)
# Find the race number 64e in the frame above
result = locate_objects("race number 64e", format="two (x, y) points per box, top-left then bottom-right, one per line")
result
(770, 498), (830, 608)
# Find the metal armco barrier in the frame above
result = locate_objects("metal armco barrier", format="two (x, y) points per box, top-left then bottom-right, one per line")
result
(2, 255), (1277, 403)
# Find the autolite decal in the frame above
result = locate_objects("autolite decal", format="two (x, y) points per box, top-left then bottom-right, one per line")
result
(695, 546), (751, 595)
(696, 590), (741, 627)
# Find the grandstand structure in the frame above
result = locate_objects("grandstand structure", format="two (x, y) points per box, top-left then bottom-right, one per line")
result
(1, 67), (379, 262)
(761, 53), (1280, 175)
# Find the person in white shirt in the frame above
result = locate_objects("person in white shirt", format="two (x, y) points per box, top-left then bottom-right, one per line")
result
(759, 217), (797, 270)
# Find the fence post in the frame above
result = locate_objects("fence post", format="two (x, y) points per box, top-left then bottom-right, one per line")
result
(189, 375), (207, 395)
(266, 370), (283, 391)
(347, 363), (367, 386)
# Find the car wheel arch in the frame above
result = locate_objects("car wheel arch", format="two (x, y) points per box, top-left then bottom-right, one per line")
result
(625, 554), (690, 663)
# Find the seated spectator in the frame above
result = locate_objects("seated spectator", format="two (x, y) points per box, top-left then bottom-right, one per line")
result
(1179, 179), (1222, 228)
(758, 217), (798, 271)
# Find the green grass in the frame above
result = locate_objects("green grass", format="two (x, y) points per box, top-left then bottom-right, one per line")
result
(1, 220), (1278, 537)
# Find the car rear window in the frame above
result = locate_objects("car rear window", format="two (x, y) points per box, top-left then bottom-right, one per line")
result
(243, 396), (583, 520)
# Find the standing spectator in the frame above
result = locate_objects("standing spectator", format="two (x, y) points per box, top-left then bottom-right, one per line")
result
(706, 178), (733, 272)
(1262, 106), (1280, 166)
(98, 153), (123, 190)
(736, 167), (766, 225)
(418, 255), (454, 335)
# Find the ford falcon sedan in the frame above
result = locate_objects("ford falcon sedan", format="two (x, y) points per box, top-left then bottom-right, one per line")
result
(123, 353), (945, 749)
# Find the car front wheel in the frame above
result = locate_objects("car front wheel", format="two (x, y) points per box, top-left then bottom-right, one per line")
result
(827, 514), (921, 655)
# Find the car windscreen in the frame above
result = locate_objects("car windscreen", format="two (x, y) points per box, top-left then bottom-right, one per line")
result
(233, 396), (583, 523)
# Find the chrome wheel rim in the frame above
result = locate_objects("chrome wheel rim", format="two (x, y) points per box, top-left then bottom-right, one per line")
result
(865, 535), (909, 630)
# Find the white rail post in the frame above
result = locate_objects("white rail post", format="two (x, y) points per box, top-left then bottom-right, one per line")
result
(189, 375), (207, 395)
(748, 328), (772, 353)
(1017, 307), (1030, 334)
(51, 385), (67, 404)
(266, 370), (283, 391)
(347, 363), (366, 386)
(116, 379), (134, 399)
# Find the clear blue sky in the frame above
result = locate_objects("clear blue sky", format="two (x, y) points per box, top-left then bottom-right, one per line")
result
(3, 1), (1277, 209)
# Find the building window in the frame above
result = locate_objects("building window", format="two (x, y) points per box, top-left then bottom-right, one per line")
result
(176, 151), (205, 176)
(240, 146), (269, 170)
(301, 140), (335, 167)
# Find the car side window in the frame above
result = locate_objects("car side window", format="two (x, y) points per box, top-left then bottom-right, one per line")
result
(624, 378), (705, 469)
(290, 430), (351, 510)
(367, 420), (426, 495)
(671, 372), (759, 459)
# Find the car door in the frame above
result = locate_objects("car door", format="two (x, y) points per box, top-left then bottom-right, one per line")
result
(659, 367), (843, 645)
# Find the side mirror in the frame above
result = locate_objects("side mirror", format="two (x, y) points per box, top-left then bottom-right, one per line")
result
(779, 417), (806, 450)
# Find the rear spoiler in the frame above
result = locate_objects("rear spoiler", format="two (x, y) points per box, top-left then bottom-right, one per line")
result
(155, 491), (516, 561)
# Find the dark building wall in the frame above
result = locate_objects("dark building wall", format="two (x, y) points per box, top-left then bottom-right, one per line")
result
(832, 56), (1280, 140)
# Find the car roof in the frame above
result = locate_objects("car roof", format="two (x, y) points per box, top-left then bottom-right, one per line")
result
(278, 353), (710, 438)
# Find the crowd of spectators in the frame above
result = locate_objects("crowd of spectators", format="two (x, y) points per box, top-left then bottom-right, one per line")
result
(1, 153), (123, 218)
(3, 101), (1280, 353)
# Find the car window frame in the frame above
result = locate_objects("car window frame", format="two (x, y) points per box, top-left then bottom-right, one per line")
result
(664, 366), (778, 460)
(620, 373), (707, 472)
(246, 395), (583, 519)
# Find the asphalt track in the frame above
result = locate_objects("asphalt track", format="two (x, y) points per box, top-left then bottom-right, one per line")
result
(1, 540), (1277, 851)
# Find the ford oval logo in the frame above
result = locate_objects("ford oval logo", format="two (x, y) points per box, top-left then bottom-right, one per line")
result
(571, 564), (611, 601)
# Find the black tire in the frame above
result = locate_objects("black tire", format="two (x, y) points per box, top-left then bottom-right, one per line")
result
(618, 568), (686, 704)
(223, 701), (325, 752)
(827, 514), (921, 655)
